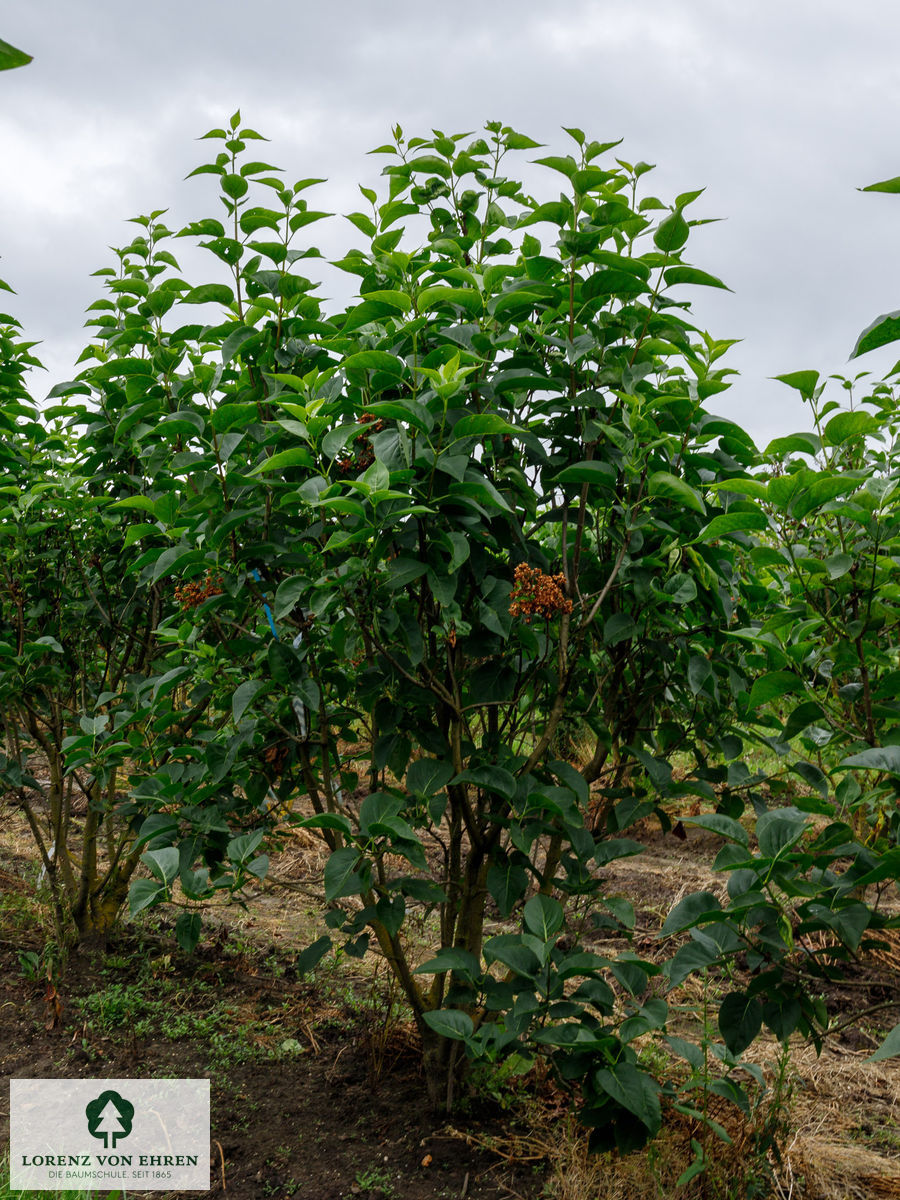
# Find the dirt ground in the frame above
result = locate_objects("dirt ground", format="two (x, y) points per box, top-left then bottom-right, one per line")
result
(0, 903), (540, 1198)
(1, 804), (899, 1200)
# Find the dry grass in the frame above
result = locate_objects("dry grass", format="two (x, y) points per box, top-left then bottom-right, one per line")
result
(458, 1098), (812, 1199)
(449, 1024), (900, 1199)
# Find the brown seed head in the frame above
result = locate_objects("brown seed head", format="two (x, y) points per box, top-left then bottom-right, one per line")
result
(508, 562), (572, 622)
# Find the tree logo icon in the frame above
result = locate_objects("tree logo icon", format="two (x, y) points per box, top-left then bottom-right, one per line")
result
(85, 1090), (135, 1149)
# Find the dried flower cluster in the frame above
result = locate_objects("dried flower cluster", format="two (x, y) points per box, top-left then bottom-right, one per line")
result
(262, 742), (288, 773)
(174, 572), (224, 610)
(336, 414), (386, 475)
(508, 563), (572, 622)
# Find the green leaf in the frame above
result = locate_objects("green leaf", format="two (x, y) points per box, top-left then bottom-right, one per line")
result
(712, 478), (768, 501)
(756, 807), (808, 857)
(781, 700), (826, 741)
(517, 201), (572, 228)
(555, 461), (617, 489)
(232, 679), (265, 724)
(747, 670), (805, 711)
(0, 38), (32, 70)
(839, 745), (900, 774)
(682, 814), (749, 847)
(345, 211), (377, 238)
(406, 758), (454, 797)
(228, 830), (264, 864)
(487, 859), (529, 917)
(483, 934), (540, 977)
(790, 474), (860, 522)
(823, 410), (880, 445)
(806, 901), (870, 952)
(108, 495), (157, 516)
(181, 283), (235, 306)
(386, 557), (428, 590)
(664, 266), (730, 291)
(414, 948), (480, 976)
(860, 176), (900, 194)
(654, 211), (689, 253)
(523, 894), (564, 941)
(790, 762), (830, 802)
(594, 1062), (661, 1135)
(648, 471), (705, 514)
(32, 636), (64, 656)
(534, 155), (578, 179)
(422, 1009), (474, 1041)
(452, 414), (516, 439)
(662, 573), (697, 604)
(151, 546), (204, 585)
(175, 913), (202, 953)
(222, 324), (257, 364)
(78, 713), (108, 736)
(141, 847), (179, 887)
(698, 511), (768, 541)
(763, 998), (801, 1042)
(824, 553), (853, 580)
(593, 839), (644, 867)
(364, 400), (433, 435)
(773, 370), (820, 398)
(719, 991), (763, 1056)
(604, 613), (636, 645)
(687, 655), (712, 694)
(375, 894), (406, 937)
(359, 792), (401, 835)
(343, 298), (407, 333)
(852, 311), (900, 359)
(324, 846), (365, 901)
(297, 935), (333, 976)
(343, 350), (406, 376)
(660, 891), (722, 936)
(296, 813), (353, 836)
(451, 765), (517, 801)
(129, 878), (164, 917)
(665, 941), (719, 986)
(665, 1035), (705, 1070)
(274, 576), (306, 621)
(122, 522), (159, 549)
(868, 1021), (900, 1062)
(417, 285), (483, 316)
(572, 167), (615, 193)
(268, 639), (302, 684)
(505, 131), (543, 150)
(222, 173), (249, 199)
(248, 446), (315, 474)
(135, 814), (179, 849)
(764, 433), (820, 457)
(398, 877), (449, 904)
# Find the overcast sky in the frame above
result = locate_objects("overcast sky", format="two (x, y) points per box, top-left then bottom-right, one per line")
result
(4, 0), (900, 446)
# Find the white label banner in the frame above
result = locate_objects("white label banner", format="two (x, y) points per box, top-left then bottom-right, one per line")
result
(10, 1078), (210, 1192)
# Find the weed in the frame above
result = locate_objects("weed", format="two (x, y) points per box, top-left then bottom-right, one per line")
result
(353, 1166), (395, 1197)
(461, 1052), (534, 1113)
(76, 982), (148, 1033)
(0, 1152), (129, 1199)
(359, 961), (407, 1087)
(17, 949), (40, 979)
(70, 972), (294, 1073)
(101, 954), (134, 971)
